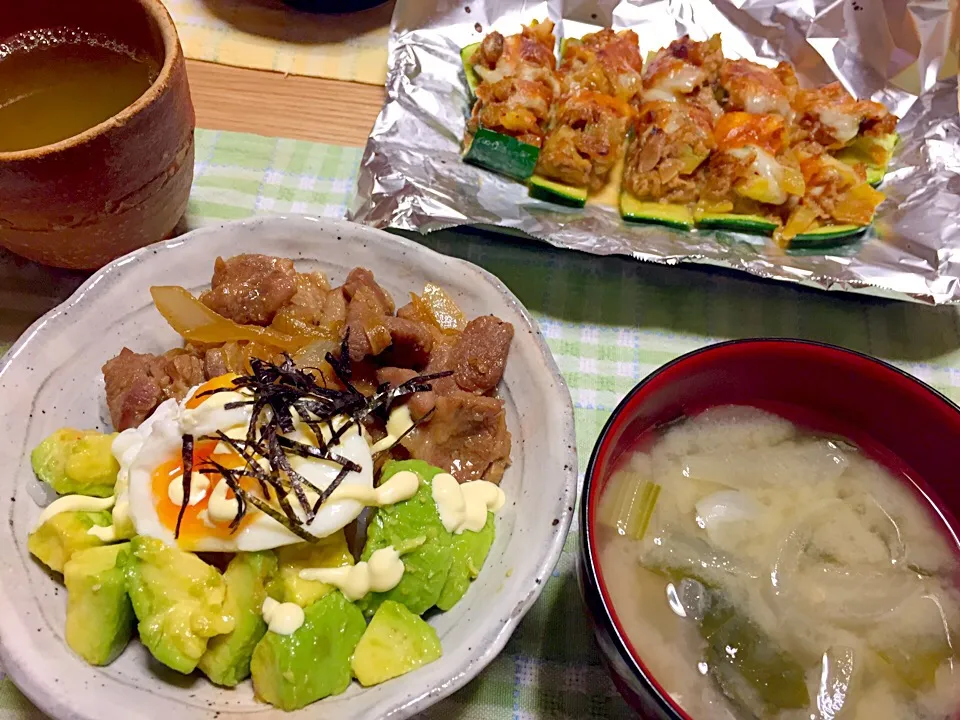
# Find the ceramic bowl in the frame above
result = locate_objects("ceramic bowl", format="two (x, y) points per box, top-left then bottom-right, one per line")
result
(0, 0), (194, 270)
(578, 339), (960, 719)
(0, 215), (577, 719)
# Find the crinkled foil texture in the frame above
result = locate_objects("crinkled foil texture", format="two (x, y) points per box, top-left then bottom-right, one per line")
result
(349, 0), (960, 304)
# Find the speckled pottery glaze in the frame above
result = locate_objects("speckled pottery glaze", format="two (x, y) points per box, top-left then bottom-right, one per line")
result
(0, 216), (577, 719)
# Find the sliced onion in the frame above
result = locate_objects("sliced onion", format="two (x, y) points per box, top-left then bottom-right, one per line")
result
(416, 283), (467, 333)
(815, 646), (857, 719)
(681, 439), (848, 489)
(695, 490), (760, 544)
(151, 285), (303, 352)
(769, 499), (917, 627)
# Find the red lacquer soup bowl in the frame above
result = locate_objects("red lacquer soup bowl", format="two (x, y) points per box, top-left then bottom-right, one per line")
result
(577, 339), (960, 719)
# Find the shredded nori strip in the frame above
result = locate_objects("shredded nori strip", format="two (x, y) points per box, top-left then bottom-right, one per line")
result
(183, 350), (448, 541)
(175, 434), (194, 539)
(312, 464), (353, 515)
(202, 462), (316, 543)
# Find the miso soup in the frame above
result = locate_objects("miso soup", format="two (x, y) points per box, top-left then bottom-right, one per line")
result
(0, 27), (159, 152)
(596, 406), (960, 719)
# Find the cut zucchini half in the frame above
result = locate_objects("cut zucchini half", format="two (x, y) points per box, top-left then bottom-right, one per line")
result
(866, 166), (885, 187)
(789, 224), (867, 249)
(836, 132), (899, 188)
(463, 127), (540, 181)
(529, 175), (588, 207)
(696, 212), (779, 235)
(461, 43), (482, 97)
(620, 194), (694, 230)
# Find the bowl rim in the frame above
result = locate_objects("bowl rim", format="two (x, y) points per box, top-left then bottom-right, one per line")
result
(0, 0), (180, 161)
(579, 337), (960, 720)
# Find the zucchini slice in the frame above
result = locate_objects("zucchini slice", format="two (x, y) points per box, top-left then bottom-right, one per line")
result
(696, 212), (778, 235)
(461, 43), (482, 97)
(620, 194), (694, 229)
(788, 224), (867, 249)
(529, 175), (588, 208)
(463, 127), (540, 181)
(866, 166), (885, 187)
(836, 133), (899, 188)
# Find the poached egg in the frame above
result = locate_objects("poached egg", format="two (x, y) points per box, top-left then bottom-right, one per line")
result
(112, 374), (374, 552)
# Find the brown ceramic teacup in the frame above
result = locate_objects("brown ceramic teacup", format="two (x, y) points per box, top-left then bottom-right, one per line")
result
(0, 0), (194, 270)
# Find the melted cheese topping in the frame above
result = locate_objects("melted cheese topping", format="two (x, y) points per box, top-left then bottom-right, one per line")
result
(431, 473), (506, 534)
(261, 597), (305, 635)
(299, 546), (405, 601)
(819, 107), (860, 145)
(643, 88), (678, 103)
(653, 64), (704, 95)
(729, 146), (787, 205)
(744, 93), (790, 117)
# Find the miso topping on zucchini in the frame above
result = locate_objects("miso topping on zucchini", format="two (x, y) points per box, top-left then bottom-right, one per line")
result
(461, 20), (557, 182)
(531, 29), (640, 205)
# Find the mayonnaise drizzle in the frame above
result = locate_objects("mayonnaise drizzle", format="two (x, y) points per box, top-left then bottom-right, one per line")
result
(87, 524), (119, 541)
(36, 494), (115, 528)
(207, 479), (239, 524)
(369, 406), (415, 454)
(326, 470), (420, 507)
(431, 474), (506, 534)
(299, 546), (405, 601)
(167, 473), (211, 507)
(261, 597), (305, 635)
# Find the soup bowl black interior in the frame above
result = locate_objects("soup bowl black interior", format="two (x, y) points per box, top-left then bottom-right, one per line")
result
(578, 338), (960, 718)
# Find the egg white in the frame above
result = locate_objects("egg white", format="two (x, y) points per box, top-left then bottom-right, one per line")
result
(113, 383), (374, 552)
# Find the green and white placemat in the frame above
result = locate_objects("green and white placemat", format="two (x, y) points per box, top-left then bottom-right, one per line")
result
(4, 127), (960, 718)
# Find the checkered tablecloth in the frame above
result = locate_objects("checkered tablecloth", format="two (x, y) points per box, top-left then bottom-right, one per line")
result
(162, 0), (391, 84)
(4, 127), (960, 719)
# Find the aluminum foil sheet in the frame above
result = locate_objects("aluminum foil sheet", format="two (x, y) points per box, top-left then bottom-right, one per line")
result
(349, 0), (960, 304)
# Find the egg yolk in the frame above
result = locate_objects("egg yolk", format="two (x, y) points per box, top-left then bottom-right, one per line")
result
(185, 373), (241, 410)
(151, 438), (260, 541)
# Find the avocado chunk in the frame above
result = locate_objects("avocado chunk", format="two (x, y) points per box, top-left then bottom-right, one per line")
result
(120, 536), (235, 674)
(63, 543), (134, 666)
(436, 511), (495, 611)
(28, 510), (113, 573)
(198, 551), (278, 687)
(358, 460), (454, 618)
(250, 591), (366, 710)
(352, 600), (442, 687)
(267, 531), (353, 607)
(32, 428), (119, 497)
